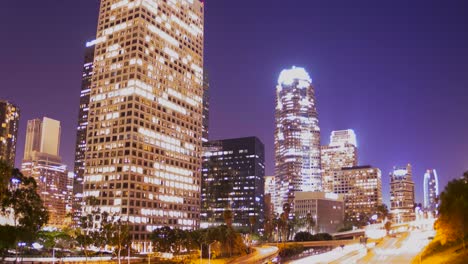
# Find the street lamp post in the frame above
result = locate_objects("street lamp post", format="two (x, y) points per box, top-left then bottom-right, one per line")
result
(208, 241), (217, 264)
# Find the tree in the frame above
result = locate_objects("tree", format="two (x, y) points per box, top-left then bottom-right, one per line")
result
(0, 161), (49, 259)
(384, 221), (392, 235)
(249, 215), (256, 234)
(306, 213), (315, 234)
(223, 209), (233, 228)
(376, 204), (390, 223)
(434, 172), (468, 248)
(108, 220), (131, 264)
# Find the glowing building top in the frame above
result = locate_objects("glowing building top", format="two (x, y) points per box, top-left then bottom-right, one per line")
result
(277, 66), (312, 86)
(274, 66), (321, 213)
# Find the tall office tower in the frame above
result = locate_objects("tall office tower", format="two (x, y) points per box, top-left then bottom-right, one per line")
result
(21, 117), (70, 225)
(0, 100), (20, 166)
(321, 129), (358, 192)
(333, 166), (382, 223)
(274, 66), (321, 213)
(202, 71), (209, 142)
(423, 169), (439, 212)
(390, 164), (415, 223)
(201, 137), (265, 232)
(83, 0), (204, 248)
(71, 41), (96, 226)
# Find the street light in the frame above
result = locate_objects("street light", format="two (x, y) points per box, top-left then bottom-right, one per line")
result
(208, 241), (217, 264)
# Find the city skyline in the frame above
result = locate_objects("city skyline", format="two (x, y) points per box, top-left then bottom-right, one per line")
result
(1, 0), (468, 206)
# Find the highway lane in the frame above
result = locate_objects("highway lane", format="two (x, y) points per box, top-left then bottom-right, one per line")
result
(228, 245), (278, 264)
(358, 230), (434, 264)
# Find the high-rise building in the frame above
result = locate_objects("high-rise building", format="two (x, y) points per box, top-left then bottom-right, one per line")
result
(294, 192), (344, 234)
(274, 66), (321, 213)
(264, 176), (276, 226)
(83, 0), (204, 248)
(23, 117), (61, 158)
(202, 71), (209, 143)
(333, 166), (382, 224)
(321, 129), (358, 192)
(329, 129), (357, 147)
(201, 137), (265, 232)
(390, 164), (415, 223)
(71, 41), (96, 226)
(0, 100), (20, 166)
(423, 169), (439, 212)
(21, 117), (70, 226)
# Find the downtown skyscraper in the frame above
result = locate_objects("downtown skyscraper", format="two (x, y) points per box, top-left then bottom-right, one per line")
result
(321, 129), (358, 193)
(0, 100), (20, 166)
(201, 137), (265, 233)
(21, 117), (71, 226)
(83, 0), (204, 248)
(390, 164), (415, 223)
(72, 41), (95, 225)
(274, 66), (321, 213)
(423, 169), (439, 212)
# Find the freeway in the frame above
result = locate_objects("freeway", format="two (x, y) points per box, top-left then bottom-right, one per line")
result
(357, 229), (435, 264)
(228, 245), (278, 264)
(266, 239), (359, 248)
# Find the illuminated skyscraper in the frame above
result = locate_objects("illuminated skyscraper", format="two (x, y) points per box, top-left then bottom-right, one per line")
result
(202, 71), (210, 142)
(201, 137), (265, 232)
(21, 117), (70, 226)
(423, 169), (439, 212)
(71, 41), (95, 226)
(0, 100), (20, 166)
(321, 129), (358, 192)
(333, 166), (382, 223)
(83, 0), (204, 247)
(274, 66), (321, 213)
(390, 164), (415, 223)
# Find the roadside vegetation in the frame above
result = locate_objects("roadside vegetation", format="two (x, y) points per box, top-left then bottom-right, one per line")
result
(415, 172), (468, 264)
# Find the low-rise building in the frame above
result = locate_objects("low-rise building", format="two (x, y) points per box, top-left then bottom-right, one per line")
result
(294, 191), (344, 234)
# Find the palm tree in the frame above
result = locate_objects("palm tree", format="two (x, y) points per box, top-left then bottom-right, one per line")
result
(249, 215), (256, 234)
(223, 209), (233, 228)
(306, 213), (315, 234)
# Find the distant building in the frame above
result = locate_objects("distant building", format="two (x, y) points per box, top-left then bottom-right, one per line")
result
(201, 137), (265, 232)
(21, 117), (71, 226)
(275, 66), (321, 214)
(71, 41), (95, 226)
(423, 169), (439, 212)
(264, 176), (276, 223)
(333, 166), (382, 224)
(0, 100), (20, 166)
(294, 192), (344, 234)
(390, 164), (415, 223)
(321, 129), (358, 192)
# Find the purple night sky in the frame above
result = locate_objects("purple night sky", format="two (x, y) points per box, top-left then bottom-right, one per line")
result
(1, 0), (467, 205)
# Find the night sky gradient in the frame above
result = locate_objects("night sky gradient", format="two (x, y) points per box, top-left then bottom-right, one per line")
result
(1, 0), (467, 205)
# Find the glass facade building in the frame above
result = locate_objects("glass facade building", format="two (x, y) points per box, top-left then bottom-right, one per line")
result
(83, 0), (204, 249)
(201, 137), (265, 233)
(0, 100), (20, 166)
(423, 169), (439, 212)
(72, 41), (95, 226)
(390, 164), (415, 223)
(274, 66), (321, 213)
